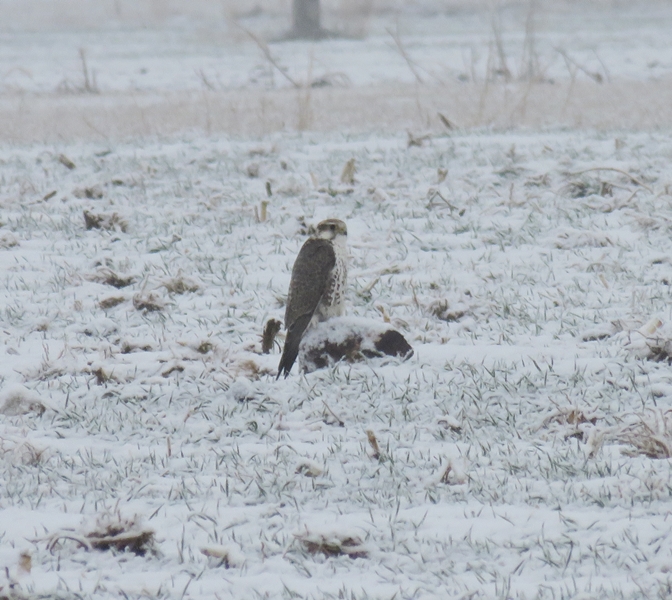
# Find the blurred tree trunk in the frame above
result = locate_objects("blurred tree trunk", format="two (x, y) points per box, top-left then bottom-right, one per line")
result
(292, 0), (322, 39)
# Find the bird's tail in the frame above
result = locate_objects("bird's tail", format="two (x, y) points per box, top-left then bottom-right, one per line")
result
(276, 314), (312, 379)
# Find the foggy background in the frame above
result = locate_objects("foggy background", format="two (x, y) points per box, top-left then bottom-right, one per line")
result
(1, 0), (671, 141)
(0, 1), (662, 31)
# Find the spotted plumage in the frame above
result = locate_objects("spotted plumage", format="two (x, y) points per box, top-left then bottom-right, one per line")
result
(277, 219), (348, 378)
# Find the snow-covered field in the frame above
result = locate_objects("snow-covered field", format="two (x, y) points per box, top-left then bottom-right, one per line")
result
(2, 2), (672, 599)
(3, 127), (672, 599)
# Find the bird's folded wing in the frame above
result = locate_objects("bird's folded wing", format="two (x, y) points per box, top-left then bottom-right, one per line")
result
(284, 238), (336, 327)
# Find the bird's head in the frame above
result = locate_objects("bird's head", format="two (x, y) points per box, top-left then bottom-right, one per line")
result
(315, 219), (347, 241)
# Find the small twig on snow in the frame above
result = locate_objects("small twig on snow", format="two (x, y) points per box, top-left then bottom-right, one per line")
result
(237, 23), (300, 88)
(554, 47), (603, 83)
(322, 401), (344, 427)
(386, 27), (424, 84)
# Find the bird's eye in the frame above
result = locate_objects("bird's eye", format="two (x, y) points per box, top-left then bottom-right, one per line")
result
(330, 224), (335, 231)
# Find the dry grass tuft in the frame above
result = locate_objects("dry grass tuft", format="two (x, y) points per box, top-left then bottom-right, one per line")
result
(561, 177), (613, 199)
(542, 407), (598, 441)
(162, 275), (200, 295)
(366, 429), (381, 460)
(297, 89), (314, 133)
(261, 318), (282, 354)
(437, 415), (462, 433)
(619, 411), (672, 459)
(99, 296), (125, 309)
(407, 131), (431, 148)
(340, 158), (356, 185)
(9, 442), (48, 466)
(246, 162), (260, 178)
(162, 363), (185, 378)
(429, 299), (467, 322)
(254, 199), (269, 223)
(297, 532), (368, 559)
(18, 551), (32, 575)
(133, 292), (164, 312)
(200, 545), (243, 568)
(87, 528), (154, 555)
(296, 461), (323, 477)
(57, 154), (76, 170)
(73, 185), (103, 199)
(91, 367), (112, 385)
(83, 210), (128, 232)
(33, 320), (49, 332)
(543, 408), (598, 428)
(234, 358), (268, 379)
(121, 340), (153, 354)
(646, 341), (672, 364)
(47, 515), (155, 557)
(88, 268), (135, 289)
(0, 389), (46, 417)
(439, 458), (467, 485)
(0, 231), (20, 249)
(196, 340), (214, 354)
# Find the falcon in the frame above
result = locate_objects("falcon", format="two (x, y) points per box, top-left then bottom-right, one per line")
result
(277, 218), (348, 378)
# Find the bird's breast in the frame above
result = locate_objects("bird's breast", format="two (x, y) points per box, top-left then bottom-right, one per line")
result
(316, 254), (347, 321)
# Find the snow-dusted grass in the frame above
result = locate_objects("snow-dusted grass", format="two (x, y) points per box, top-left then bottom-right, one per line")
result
(2, 128), (672, 598)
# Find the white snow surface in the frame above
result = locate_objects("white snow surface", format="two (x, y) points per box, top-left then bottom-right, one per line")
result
(1, 128), (672, 599)
(303, 316), (393, 347)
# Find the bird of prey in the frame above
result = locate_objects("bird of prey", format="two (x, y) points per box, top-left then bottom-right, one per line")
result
(277, 218), (348, 378)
